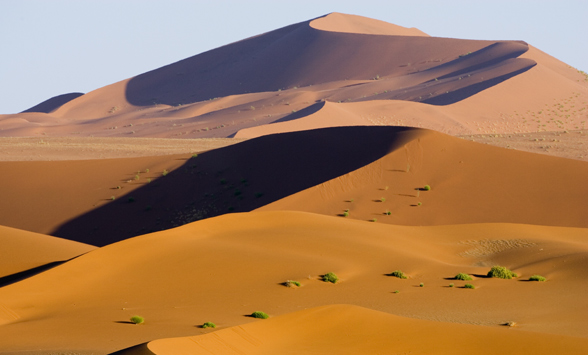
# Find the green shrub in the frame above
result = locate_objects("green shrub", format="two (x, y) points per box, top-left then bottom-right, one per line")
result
(130, 316), (144, 324)
(380, 197), (386, 202)
(455, 273), (473, 281)
(370, 218), (377, 222)
(419, 283), (424, 287)
(449, 283), (454, 287)
(529, 275), (546, 282)
(192, 154), (198, 158)
(343, 211), (349, 217)
(388, 270), (408, 279)
(162, 169), (168, 176)
(251, 311), (269, 319)
(202, 321), (216, 328)
(464, 284), (475, 289)
(487, 266), (518, 279)
(284, 280), (301, 287)
(394, 290), (399, 294)
(322, 272), (339, 283)
(423, 185), (431, 191)
(110, 196), (115, 200)
(385, 210), (391, 215)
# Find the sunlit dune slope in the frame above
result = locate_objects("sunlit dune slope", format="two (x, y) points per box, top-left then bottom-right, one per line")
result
(0, 224), (94, 279)
(119, 305), (588, 355)
(0, 211), (586, 353)
(260, 127), (588, 228)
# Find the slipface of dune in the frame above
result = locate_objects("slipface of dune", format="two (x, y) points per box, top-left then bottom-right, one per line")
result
(124, 305), (588, 355)
(0, 211), (587, 353)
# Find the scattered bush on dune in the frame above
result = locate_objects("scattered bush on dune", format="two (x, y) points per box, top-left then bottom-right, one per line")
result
(251, 311), (269, 319)
(388, 270), (408, 279)
(130, 316), (144, 324)
(283, 280), (301, 288)
(202, 321), (216, 328)
(455, 273), (473, 281)
(487, 266), (518, 279)
(529, 275), (546, 282)
(423, 185), (431, 191)
(322, 272), (339, 283)
(464, 284), (475, 289)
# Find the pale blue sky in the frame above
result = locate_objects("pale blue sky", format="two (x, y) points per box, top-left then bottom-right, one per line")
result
(1, 0), (586, 114)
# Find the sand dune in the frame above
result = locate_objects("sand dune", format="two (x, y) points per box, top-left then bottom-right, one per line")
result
(0, 224), (94, 279)
(3, 12), (583, 147)
(1, 126), (586, 247)
(0, 211), (586, 353)
(119, 304), (588, 355)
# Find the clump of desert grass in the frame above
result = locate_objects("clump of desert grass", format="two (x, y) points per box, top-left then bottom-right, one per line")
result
(388, 270), (408, 279)
(487, 266), (518, 279)
(130, 316), (144, 324)
(251, 311), (269, 319)
(202, 321), (216, 328)
(322, 272), (339, 283)
(455, 273), (473, 281)
(529, 275), (546, 282)
(283, 280), (301, 288)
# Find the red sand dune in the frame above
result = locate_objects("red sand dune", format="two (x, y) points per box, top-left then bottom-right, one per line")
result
(0, 211), (586, 353)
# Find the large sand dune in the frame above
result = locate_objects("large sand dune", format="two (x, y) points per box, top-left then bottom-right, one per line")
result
(0, 211), (586, 353)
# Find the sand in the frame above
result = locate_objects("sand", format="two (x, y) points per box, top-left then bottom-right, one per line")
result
(0, 11), (587, 355)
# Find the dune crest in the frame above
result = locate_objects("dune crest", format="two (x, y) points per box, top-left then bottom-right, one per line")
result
(310, 12), (429, 36)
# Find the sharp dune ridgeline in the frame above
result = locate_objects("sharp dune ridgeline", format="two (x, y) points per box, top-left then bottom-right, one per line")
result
(0, 12), (587, 355)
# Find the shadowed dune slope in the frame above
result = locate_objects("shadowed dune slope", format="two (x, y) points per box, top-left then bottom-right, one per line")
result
(0, 224), (94, 279)
(119, 305), (588, 355)
(260, 127), (588, 228)
(0, 211), (586, 353)
(21, 92), (84, 113)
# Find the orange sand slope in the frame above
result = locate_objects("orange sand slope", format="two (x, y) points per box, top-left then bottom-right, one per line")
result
(1, 126), (586, 247)
(119, 305), (588, 355)
(260, 127), (588, 228)
(0, 224), (94, 279)
(0, 211), (586, 353)
(2, 13), (585, 141)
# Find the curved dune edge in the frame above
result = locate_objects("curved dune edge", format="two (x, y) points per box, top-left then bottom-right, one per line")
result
(137, 304), (588, 355)
(0, 211), (587, 352)
(0, 224), (95, 279)
(310, 12), (429, 36)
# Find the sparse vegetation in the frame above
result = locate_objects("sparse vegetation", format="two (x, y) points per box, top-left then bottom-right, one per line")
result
(388, 270), (408, 279)
(504, 321), (517, 327)
(449, 283), (454, 287)
(464, 284), (475, 289)
(417, 202), (422, 206)
(529, 275), (546, 282)
(487, 266), (518, 279)
(322, 272), (339, 283)
(202, 321), (216, 328)
(130, 316), (144, 324)
(251, 311), (269, 319)
(192, 154), (198, 158)
(394, 290), (399, 294)
(162, 169), (168, 176)
(370, 218), (377, 222)
(423, 185), (431, 191)
(380, 197), (386, 202)
(284, 280), (301, 288)
(110, 196), (115, 200)
(343, 211), (349, 217)
(419, 283), (424, 287)
(455, 273), (473, 281)
(385, 210), (391, 215)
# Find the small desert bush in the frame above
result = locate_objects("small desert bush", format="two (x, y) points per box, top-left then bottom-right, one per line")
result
(130, 316), (144, 324)
(529, 275), (546, 282)
(162, 169), (168, 176)
(455, 273), (473, 281)
(487, 266), (518, 279)
(202, 321), (216, 328)
(322, 272), (339, 283)
(343, 211), (349, 217)
(251, 311), (269, 319)
(449, 283), (454, 287)
(423, 185), (431, 191)
(192, 154), (198, 158)
(419, 283), (424, 287)
(284, 280), (301, 287)
(388, 270), (408, 279)
(464, 284), (475, 289)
